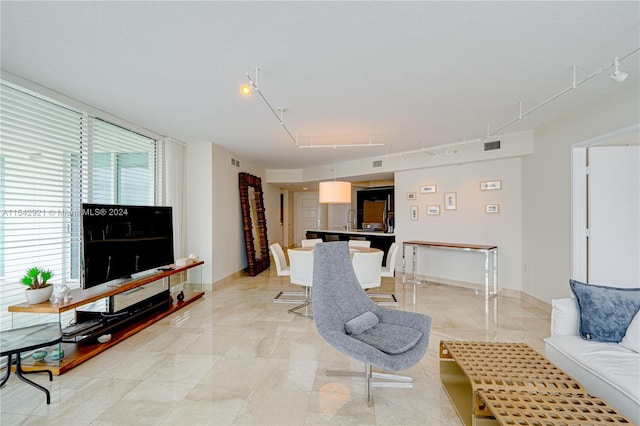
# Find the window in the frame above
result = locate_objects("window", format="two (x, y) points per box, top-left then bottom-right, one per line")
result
(91, 118), (157, 205)
(0, 83), (161, 330)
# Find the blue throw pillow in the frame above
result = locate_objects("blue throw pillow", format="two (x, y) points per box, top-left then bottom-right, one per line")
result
(570, 279), (640, 343)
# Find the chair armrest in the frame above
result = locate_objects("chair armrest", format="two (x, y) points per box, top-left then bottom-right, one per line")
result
(550, 297), (580, 337)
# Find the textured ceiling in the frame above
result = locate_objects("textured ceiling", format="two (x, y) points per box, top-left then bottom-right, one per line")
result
(1, 1), (638, 170)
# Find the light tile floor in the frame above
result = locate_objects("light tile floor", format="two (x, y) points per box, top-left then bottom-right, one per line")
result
(1, 268), (551, 425)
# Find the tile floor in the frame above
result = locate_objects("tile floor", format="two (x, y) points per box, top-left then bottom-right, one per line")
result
(1, 267), (551, 425)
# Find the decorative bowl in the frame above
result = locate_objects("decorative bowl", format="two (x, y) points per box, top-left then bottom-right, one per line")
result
(32, 350), (47, 360)
(97, 334), (112, 343)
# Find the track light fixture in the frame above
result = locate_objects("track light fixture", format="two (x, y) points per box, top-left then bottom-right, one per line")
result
(242, 68), (384, 150)
(610, 57), (628, 83)
(244, 68), (298, 146)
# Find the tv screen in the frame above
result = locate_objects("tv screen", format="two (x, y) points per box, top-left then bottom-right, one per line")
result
(81, 203), (174, 289)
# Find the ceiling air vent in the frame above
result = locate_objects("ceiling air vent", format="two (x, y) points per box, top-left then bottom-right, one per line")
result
(484, 140), (501, 151)
(372, 160), (383, 168)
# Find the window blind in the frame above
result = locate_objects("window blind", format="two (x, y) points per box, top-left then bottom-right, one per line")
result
(91, 118), (156, 206)
(0, 83), (160, 330)
(0, 84), (86, 329)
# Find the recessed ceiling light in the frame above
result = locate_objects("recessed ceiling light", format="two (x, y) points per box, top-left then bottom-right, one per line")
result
(240, 85), (251, 96)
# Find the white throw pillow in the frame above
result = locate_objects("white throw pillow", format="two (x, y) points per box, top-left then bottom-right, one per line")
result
(551, 298), (580, 336)
(620, 310), (640, 353)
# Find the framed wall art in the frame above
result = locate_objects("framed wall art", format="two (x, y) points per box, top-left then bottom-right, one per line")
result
(407, 192), (417, 200)
(420, 184), (437, 194)
(410, 205), (418, 220)
(426, 205), (440, 215)
(480, 180), (502, 191)
(486, 204), (500, 214)
(444, 192), (457, 210)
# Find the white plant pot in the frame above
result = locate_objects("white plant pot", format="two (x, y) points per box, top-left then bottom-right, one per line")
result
(25, 285), (53, 305)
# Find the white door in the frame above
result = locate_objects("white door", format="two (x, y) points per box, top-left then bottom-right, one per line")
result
(588, 146), (640, 287)
(294, 192), (324, 245)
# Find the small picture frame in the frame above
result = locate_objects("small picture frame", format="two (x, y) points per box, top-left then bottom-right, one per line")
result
(486, 204), (500, 214)
(426, 205), (440, 215)
(480, 180), (502, 191)
(420, 184), (437, 194)
(407, 192), (417, 200)
(410, 205), (418, 220)
(444, 192), (457, 210)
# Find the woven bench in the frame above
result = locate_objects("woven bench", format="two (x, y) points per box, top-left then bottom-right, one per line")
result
(439, 340), (632, 426)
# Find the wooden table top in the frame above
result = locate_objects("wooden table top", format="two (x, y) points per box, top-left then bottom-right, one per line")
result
(440, 341), (584, 395)
(289, 246), (381, 253)
(477, 390), (633, 425)
(404, 241), (497, 251)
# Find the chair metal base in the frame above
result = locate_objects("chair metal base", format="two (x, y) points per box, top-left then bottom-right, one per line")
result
(366, 291), (398, 306)
(326, 365), (413, 406)
(288, 301), (313, 319)
(273, 290), (306, 304)
(286, 287), (313, 319)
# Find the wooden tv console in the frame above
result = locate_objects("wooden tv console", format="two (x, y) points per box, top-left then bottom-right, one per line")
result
(8, 261), (204, 375)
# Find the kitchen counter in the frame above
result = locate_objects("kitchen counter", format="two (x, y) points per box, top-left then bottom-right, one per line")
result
(306, 228), (395, 237)
(304, 229), (395, 262)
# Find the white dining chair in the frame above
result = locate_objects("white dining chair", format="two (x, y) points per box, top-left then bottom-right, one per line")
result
(301, 238), (323, 247)
(381, 242), (399, 278)
(351, 245), (397, 306)
(270, 243), (290, 276)
(287, 249), (314, 318)
(352, 251), (383, 290)
(271, 243), (306, 304)
(348, 240), (371, 248)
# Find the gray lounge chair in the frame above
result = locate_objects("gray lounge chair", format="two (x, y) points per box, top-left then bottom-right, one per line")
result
(312, 241), (432, 406)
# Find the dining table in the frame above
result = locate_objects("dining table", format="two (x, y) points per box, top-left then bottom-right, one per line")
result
(289, 246), (382, 256)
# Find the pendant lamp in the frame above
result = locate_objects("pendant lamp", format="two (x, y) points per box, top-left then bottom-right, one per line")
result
(319, 181), (351, 204)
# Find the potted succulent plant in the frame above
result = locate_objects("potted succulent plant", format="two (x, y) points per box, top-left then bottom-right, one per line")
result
(21, 267), (54, 304)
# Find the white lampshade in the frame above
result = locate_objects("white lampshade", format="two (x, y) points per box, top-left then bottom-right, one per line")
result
(319, 181), (352, 204)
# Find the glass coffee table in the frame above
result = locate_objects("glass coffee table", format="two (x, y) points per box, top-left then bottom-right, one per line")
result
(0, 322), (62, 404)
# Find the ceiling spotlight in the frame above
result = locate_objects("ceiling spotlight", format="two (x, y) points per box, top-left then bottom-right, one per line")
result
(240, 84), (252, 96)
(610, 57), (628, 83)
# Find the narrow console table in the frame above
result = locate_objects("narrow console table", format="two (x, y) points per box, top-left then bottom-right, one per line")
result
(401, 241), (498, 299)
(8, 261), (204, 375)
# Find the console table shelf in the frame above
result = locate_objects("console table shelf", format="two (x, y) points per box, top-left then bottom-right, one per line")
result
(401, 240), (498, 300)
(8, 261), (204, 375)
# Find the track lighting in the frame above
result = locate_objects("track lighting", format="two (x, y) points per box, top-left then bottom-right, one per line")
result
(610, 57), (628, 83)
(242, 68), (384, 150)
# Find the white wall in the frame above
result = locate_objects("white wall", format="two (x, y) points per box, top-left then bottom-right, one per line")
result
(522, 80), (640, 302)
(185, 83), (639, 297)
(185, 143), (214, 284)
(395, 158), (523, 292)
(185, 142), (280, 285)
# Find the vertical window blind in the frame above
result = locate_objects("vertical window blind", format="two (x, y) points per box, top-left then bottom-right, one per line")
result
(0, 83), (161, 330)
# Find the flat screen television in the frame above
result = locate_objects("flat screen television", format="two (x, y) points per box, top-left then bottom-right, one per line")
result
(81, 203), (174, 289)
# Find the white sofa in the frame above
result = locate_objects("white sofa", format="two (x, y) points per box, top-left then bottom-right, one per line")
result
(545, 297), (640, 424)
